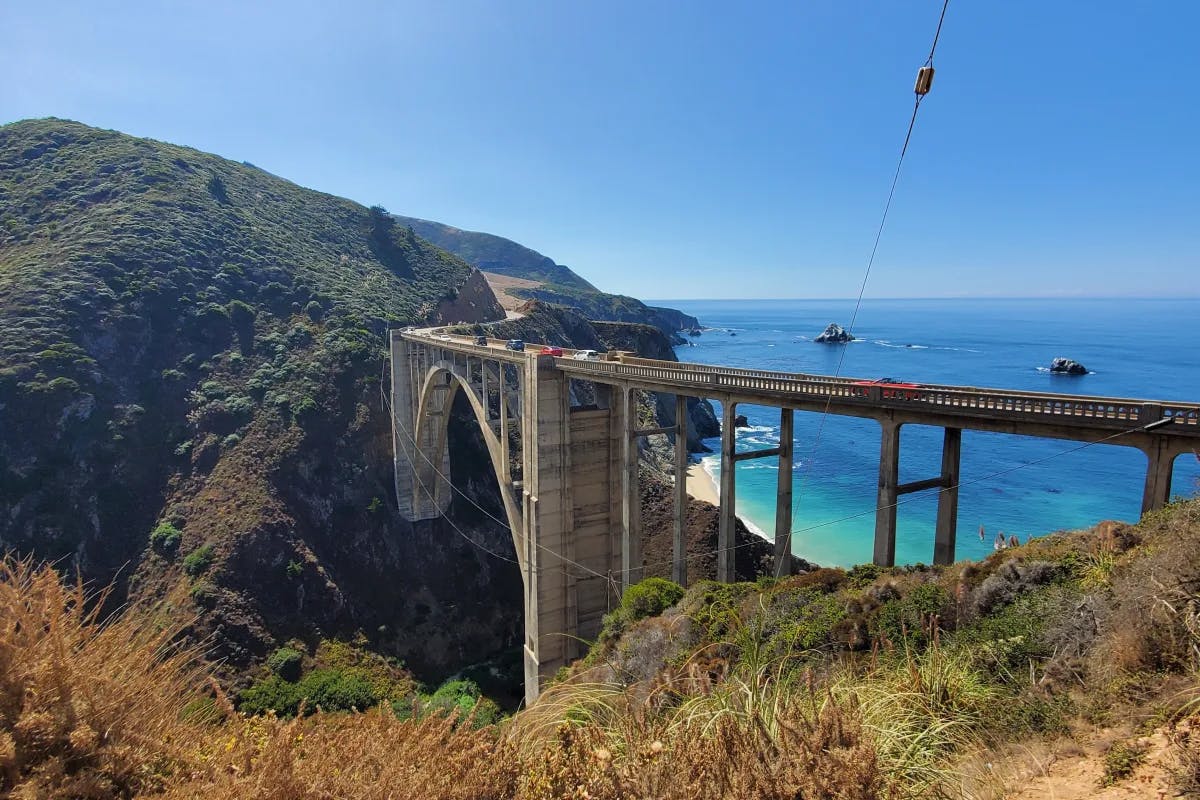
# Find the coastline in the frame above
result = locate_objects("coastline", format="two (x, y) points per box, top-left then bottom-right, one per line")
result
(685, 462), (720, 505)
(684, 458), (772, 542)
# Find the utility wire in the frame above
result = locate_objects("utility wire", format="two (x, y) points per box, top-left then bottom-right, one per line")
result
(792, 0), (951, 534)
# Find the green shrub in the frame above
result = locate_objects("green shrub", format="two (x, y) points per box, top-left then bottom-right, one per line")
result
(1101, 739), (1148, 786)
(267, 646), (304, 681)
(597, 577), (685, 645)
(285, 560), (303, 579)
(876, 582), (950, 648)
(150, 521), (182, 552)
(295, 668), (378, 713)
(401, 679), (503, 728)
(182, 544), (215, 576)
(621, 577), (685, 621)
(238, 675), (301, 716)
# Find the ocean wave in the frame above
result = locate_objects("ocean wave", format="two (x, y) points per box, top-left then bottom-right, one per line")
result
(874, 340), (928, 349)
(737, 425), (777, 435)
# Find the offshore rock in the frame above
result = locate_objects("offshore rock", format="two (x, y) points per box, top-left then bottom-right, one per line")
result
(1049, 357), (1089, 375)
(734, 414), (750, 428)
(814, 322), (855, 343)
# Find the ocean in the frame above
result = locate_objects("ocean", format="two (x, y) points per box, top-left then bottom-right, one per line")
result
(651, 298), (1200, 568)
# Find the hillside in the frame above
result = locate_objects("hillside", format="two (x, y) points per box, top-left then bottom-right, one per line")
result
(392, 214), (597, 291)
(392, 213), (698, 339)
(0, 118), (519, 680)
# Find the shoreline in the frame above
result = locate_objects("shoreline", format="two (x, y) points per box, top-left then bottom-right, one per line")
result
(685, 462), (720, 505)
(684, 459), (772, 542)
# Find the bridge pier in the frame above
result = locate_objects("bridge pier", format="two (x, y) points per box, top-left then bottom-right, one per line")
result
(718, 399), (737, 582)
(933, 427), (962, 566)
(873, 419), (901, 566)
(620, 386), (643, 589)
(774, 408), (794, 578)
(673, 394), (689, 586)
(1141, 436), (1177, 515)
(520, 357), (574, 704)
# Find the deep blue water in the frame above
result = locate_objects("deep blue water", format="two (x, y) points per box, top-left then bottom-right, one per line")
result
(651, 299), (1200, 567)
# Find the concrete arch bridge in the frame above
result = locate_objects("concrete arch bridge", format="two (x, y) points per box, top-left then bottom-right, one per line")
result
(388, 330), (1200, 703)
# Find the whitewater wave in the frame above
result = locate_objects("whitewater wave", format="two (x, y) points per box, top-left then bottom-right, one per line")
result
(737, 425), (777, 435)
(874, 340), (928, 350)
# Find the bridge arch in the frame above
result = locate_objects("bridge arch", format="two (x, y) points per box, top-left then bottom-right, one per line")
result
(411, 360), (525, 569)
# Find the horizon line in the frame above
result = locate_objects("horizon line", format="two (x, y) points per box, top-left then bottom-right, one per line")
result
(643, 295), (1200, 303)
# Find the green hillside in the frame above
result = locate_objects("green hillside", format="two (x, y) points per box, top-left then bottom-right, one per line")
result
(0, 118), (517, 679)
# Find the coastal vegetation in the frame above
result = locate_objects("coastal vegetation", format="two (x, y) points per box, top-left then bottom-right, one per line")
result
(4, 500), (1200, 797)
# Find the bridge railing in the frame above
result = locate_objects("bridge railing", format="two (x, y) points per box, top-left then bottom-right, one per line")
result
(402, 332), (1200, 434)
(558, 356), (1200, 432)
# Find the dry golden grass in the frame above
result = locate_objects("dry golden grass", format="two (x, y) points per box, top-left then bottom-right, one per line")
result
(0, 556), (212, 798)
(0, 556), (894, 799)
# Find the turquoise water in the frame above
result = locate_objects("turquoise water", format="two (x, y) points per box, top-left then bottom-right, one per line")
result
(653, 299), (1200, 568)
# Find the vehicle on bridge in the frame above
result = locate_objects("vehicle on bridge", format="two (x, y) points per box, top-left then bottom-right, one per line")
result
(540, 346), (564, 357)
(572, 349), (601, 361)
(852, 377), (923, 400)
(505, 339), (525, 352)
(473, 334), (488, 346)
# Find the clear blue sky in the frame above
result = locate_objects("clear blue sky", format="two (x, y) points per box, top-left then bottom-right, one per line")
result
(3, 1), (1198, 299)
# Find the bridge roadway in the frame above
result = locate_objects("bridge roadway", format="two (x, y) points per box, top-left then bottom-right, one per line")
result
(392, 329), (1199, 702)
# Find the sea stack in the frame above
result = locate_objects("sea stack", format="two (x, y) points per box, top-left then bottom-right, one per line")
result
(814, 322), (855, 343)
(1049, 357), (1089, 375)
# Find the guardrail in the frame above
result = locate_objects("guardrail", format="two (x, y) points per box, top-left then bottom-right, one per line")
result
(401, 332), (1200, 434)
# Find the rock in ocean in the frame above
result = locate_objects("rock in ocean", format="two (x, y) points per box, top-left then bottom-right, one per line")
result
(1049, 357), (1089, 375)
(814, 322), (855, 343)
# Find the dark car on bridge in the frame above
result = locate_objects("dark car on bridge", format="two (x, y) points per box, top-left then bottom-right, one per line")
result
(474, 334), (488, 346)
(505, 339), (525, 352)
(852, 377), (923, 400)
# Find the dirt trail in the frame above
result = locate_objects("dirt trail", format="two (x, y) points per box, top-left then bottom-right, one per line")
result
(994, 729), (1175, 799)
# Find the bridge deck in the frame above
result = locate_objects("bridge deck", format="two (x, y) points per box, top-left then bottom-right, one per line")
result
(401, 331), (1200, 443)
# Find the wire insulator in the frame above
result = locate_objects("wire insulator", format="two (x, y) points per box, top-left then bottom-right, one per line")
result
(914, 65), (935, 95)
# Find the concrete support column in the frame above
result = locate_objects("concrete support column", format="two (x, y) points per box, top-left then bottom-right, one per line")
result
(933, 427), (962, 566)
(620, 386), (643, 589)
(718, 399), (737, 583)
(1141, 435), (1176, 515)
(774, 408), (794, 578)
(873, 418), (901, 567)
(520, 359), (573, 706)
(673, 394), (689, 586)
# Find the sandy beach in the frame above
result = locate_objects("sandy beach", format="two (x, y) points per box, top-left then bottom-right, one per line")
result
(685, 461), (720, 505)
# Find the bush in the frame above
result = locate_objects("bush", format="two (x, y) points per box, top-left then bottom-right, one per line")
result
(621, 577), (685, 622)
(597, 577), (685, 645)
(267, 647), (305, 681)
(238, 675), (301, 716)
(182, 544), (215, 577)
(150, 521), (182, 552)
(297, 668), (379, 714)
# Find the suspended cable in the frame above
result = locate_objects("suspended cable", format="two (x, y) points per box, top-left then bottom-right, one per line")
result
(791, 0), (951, 534)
